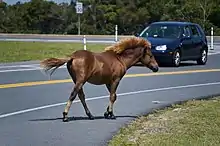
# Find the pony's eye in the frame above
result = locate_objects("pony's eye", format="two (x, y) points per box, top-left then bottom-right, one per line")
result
(147, 53), (153, 58)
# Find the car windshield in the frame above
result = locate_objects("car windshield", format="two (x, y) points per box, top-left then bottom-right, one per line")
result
(139, 24), (182, 39)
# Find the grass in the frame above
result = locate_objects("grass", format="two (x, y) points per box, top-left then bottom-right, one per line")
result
(108, 97), (220, 146)
(0, 41), (110, 63)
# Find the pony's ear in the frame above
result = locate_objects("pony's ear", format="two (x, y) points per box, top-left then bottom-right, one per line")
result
(139, 47), (146, 58)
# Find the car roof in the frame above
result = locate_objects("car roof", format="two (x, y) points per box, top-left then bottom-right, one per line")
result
(150, 21), (197, 26)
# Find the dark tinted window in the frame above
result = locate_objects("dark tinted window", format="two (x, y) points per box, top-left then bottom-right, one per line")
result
(190, 25), (201, 37)
(139, 24), (182, 38)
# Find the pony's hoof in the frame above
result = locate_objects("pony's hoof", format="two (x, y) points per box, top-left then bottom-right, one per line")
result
(87, 112), (94, 120)
(104, 111), (109, 119)
(88, 114), (95, 120)
(109, 112), (116, 119)
(104, 111), (116, 119)
(62, 112), (69, 122)
(109, 114), (116, 120)
(89, 116), (94, 120)
(63, 117), (69, 122)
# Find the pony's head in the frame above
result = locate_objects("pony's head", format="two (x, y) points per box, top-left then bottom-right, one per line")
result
(104, 37), (159, 72)
(139, 44), (159, 72)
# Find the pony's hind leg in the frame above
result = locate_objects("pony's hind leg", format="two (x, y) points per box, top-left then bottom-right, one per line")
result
(63, 82), (83, 122)
(63, 60), (91, 122)
(78, 88), (94, 120)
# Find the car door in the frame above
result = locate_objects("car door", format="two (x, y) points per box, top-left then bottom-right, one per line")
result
(180, 25), (194, 60)
(188, 25), (203, 58)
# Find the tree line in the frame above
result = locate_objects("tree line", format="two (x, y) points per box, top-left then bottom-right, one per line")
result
(0, 0), (220, 35)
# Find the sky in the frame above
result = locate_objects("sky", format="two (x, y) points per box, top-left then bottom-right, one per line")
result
(3, 0), (71, 5)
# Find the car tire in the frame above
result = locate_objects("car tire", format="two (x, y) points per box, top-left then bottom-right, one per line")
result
(171, 49), (181, 67)
(197, 49), (207, 65)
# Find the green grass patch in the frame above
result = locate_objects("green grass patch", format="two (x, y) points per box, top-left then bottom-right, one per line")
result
(0, 41), (109, 63)
(108, 97), (220, 146)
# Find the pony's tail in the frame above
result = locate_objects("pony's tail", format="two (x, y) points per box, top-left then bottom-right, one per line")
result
(40, 57), (71, 79)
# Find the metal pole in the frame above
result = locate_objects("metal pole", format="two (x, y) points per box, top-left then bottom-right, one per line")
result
(78, 14), (81, 35)
(83, 35), (86, 50)
(210, 27), (214, 50)
(115, 25), (118, 42)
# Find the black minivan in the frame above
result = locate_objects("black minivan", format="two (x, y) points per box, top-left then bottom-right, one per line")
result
(137, 21), (208, 67)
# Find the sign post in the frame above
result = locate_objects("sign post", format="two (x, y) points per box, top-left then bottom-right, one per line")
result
(210, 27), (214, 50)
(76, 2), (83, 35)
(83, 35), (86, 50)
(115, 25), (118, 42)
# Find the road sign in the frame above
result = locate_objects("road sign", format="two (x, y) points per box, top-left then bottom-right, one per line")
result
(76, 2), (83, 14)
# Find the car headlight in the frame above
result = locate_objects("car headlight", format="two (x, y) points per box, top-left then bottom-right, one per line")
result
(155, 45), (167, 51)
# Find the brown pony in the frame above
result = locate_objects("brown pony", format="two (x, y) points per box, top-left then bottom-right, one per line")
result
(40, 37), (159, 122)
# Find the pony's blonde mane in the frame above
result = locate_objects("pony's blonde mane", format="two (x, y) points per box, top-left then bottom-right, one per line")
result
(104, 37), (151, 54)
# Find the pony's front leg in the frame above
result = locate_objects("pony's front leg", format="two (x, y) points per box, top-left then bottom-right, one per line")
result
(104, 95), (116, 119)
(104, 80), (120, 119)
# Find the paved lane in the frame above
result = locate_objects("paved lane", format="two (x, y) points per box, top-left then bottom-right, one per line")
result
(0, 34), (118, 43)
(0, 54), (220, 146)
(1, 84), (220, 146)
(0, 71), (220, 116)
(0, 52), (220, 84)
(0, 34), (220, 45)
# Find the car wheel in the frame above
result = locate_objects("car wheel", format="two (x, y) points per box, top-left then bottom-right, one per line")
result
(197, 49), (207, 65)
(172, 49), (181, 67)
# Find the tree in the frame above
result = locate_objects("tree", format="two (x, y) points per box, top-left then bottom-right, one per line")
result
(0, 0), (220, 35)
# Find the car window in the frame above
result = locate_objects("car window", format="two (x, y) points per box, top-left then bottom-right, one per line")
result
(139, 24), (182, 39)
(183, 26), (191, 37)
(190, 25), (201, 37)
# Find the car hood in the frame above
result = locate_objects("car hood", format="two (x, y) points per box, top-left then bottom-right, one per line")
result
(141, 37), (179, 47)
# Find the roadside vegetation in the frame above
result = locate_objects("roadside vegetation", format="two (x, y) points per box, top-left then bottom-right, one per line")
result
(0, 41), (109, 63)
(108, 96), (220, 146)
(0, 0), (220, 35)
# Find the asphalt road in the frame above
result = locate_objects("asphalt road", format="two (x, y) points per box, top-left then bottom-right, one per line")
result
(0, 53), (220, 146)
(0, 34), (120, 43)
(0, 34), (220, 45)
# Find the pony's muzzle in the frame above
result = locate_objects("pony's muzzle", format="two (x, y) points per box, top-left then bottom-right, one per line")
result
(151, 66), (159, 72)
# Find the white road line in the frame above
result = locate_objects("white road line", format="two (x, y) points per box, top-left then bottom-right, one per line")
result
(209, 52), (220, 55)
(0, 52), (219, 73)
(0, 66), (67, 73)
(0, 67), (43, 73)
(0, 38), (116, 43)
(0, 81), (220, 119)
(0, 68), (40, 73)
(0, 64), (39, 69)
